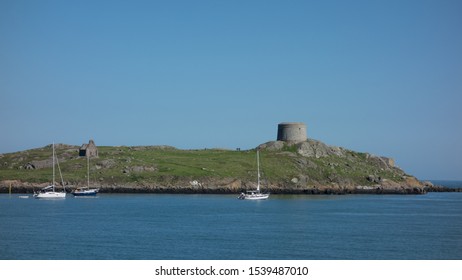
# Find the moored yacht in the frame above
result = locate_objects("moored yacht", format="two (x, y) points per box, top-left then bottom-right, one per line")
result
(238, 150), (270, 200)
(72, 155), (99, 196)
(34, 143), (66, 199)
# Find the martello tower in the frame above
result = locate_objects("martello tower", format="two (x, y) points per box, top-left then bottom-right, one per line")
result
(277, 122), (307, 143)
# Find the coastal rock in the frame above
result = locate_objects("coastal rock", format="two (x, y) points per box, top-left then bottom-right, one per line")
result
(26, 159), (53, 169)
(366, 175), (382, 183)
(423, 181), (434, 187)
(296, 139), (345, 158)
(1, 178), (456, 195)
(130, 166), (157, 173)
(24, 163), (36, 170)
(403, 176), (423, 187)
(259, 139), (346, 158)
(366, 154), (395, 170)
(99, 159), (116, 169)
(258, 141), (285, 151)
(224, 179), (242, 191)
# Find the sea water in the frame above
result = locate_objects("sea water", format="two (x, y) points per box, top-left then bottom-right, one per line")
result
(0, 182), (461, 260)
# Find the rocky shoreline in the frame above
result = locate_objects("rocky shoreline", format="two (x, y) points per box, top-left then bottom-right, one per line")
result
(1, 179), (460, 195)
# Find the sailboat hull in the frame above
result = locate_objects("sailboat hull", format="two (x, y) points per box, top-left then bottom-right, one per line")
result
(238, 192), (270, 200)
(241, 194), (269, 200)
(34, 192), (66, 199)
(72, 189), (99, 196)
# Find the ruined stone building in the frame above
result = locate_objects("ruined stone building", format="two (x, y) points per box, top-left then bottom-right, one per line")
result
(79, 139), (98, 157)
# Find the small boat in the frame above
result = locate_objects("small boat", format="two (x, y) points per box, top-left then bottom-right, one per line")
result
(238, 190), (270, 200)
(73, 186), (99, 196)
(238, 150), (270, 200)
(73, 156), (99, 196)
(34, 143), (66, 199)
(34, 185), (66, 199)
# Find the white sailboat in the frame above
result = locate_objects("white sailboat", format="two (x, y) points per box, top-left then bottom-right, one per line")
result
(34, 143), (66, 199)
(238, 150), (270, 200)
(72, 155), (99, 196)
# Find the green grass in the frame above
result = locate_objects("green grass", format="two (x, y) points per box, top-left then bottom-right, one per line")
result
(0, 144), (407, 187)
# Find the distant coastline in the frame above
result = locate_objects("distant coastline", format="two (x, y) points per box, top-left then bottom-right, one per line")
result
(427, 180), (462, 189)
(424, 180), (462, 192)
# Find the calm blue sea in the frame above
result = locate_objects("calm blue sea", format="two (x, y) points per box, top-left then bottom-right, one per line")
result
(1, 181), (461, 260)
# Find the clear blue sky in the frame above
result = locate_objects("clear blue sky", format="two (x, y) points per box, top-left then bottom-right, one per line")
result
(1, 0), (461, 180)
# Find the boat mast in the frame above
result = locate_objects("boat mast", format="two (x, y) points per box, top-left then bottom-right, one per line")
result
(52, 142), (55, 191)
(56, 154), (65, 192)
(257, 150), (260, 192)
(87, 155), (90, 188)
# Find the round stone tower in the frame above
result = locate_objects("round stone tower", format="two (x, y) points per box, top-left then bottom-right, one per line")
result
(277, 122), (307, 143)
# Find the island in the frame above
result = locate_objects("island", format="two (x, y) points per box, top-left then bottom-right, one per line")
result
(0, 138), (457, 195)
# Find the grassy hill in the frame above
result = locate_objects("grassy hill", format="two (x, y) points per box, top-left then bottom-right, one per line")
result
(0, 140), (428, 194)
